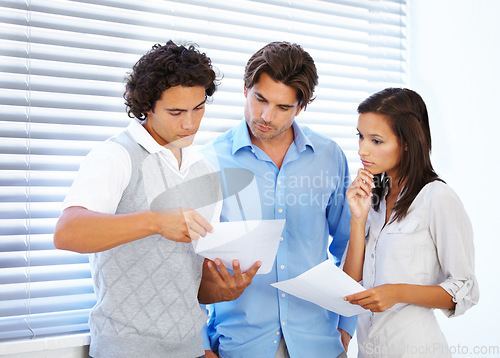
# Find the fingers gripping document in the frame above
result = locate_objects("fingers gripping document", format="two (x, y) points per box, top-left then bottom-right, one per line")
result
(194, 219), (285, 274)
(271, 260), (367, 317)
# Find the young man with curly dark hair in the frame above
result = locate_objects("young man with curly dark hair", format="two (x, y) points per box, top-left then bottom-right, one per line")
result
(54, 41), (258, 358)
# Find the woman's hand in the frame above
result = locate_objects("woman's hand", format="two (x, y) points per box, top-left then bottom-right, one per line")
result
(346, 169), (374, 220)
(344, 284), (456, 312)
(344, 284), (402, 312)
(342, 169), (374, 282)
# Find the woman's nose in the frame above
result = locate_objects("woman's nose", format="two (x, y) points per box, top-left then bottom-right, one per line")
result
(358, 140), (368, 156)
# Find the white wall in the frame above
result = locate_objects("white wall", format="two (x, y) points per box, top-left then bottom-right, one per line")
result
(407, 0), (500, 356)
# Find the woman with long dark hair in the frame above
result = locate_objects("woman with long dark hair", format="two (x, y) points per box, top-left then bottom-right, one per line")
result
(343, 88), (478, 357)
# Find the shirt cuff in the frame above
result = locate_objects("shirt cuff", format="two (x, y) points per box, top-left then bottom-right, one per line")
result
(202, 323), (211, 351)
(439, 278), (479, 317)
(338, 315), (357, 338)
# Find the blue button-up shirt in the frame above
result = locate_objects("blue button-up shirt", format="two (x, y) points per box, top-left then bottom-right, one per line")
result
(202, 119), (355, 358)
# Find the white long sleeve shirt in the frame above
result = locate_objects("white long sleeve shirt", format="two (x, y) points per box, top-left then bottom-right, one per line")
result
(357, 180), (479, 358)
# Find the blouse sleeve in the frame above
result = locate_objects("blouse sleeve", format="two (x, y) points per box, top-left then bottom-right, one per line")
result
(429, 182), (479, 317)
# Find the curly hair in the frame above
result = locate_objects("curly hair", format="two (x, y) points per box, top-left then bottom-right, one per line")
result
(244, 41), (318, 109)
(124, 40), (219, 120)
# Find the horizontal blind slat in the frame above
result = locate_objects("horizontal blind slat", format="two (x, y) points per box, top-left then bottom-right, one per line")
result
(0, 249), (88, 269)
(0, 263), (91, 285)
(0, 279), (94, 301)
(0, 170), (76, 187)
(0, 234), (62, 252)
(0, 202), (62, 219)
(0, 295), (96, 317)
(0, 309), (92, 341)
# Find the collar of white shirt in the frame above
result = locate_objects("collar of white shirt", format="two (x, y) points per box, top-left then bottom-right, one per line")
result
(125, 120), (204, 177)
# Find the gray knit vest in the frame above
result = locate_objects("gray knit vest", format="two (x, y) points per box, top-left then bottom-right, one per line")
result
(88, 129), (221, 358)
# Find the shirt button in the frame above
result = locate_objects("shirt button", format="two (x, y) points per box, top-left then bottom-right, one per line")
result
(276, 331), (280, 336)
(280, 237), (284, 241)
(278, 208), (283, 213)
(281, 293), (286, 298)
(280, 265), (285, 270)
(282, 321), (286, 326)
(274, 340), (277, 344)
(277, 180), (281, 185)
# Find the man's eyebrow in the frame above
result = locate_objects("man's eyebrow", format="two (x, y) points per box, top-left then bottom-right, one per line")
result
(194, 98), (207, 108)
(254, 91), (267, 102)
(166, 98), (206, 112)
(254, 91), (295, 108)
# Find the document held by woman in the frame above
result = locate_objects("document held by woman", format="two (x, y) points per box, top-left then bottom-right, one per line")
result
(272, 259), (367, 317)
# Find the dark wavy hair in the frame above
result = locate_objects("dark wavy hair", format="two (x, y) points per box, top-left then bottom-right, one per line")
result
(124, 40), (219, 120)
(358, 88), (442, 222)
(244, 41), (318, 109)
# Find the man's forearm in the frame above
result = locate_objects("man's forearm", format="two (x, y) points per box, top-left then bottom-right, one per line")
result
(54, 206), (158, 253)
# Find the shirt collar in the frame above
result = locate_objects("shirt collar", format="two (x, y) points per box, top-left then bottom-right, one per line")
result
(291, 121), (315, 153)
(231, 119), (253, 155)
(127, 119), (163, 154)
(126, 119), (203, 170)
(231, 119), (315, 154)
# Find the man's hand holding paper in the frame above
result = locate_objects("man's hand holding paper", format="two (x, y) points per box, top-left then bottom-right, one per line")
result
(199, 258), (261, 303)
(194, 219), (285, 274)
(196, 219), (285, 304)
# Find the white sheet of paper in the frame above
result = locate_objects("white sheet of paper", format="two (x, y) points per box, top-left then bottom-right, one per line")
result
(194, 219), (285, 274)
(271, 259), (367, 317)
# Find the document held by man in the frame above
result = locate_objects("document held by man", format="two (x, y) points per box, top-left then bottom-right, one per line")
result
(271, 259), (368, 317)
(194, 219), (285, 274)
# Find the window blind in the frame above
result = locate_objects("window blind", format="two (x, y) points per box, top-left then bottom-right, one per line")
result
(0, 0), (406, 341)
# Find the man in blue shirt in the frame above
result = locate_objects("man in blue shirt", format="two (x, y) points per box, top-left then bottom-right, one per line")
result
(202, 41), (354, 358)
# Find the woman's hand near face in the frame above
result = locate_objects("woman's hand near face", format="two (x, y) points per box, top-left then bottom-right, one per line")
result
(343, 169), (374, 281)
(346, 169), (374, 220)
